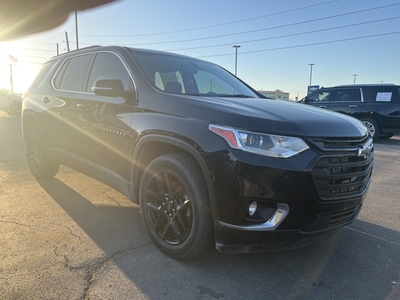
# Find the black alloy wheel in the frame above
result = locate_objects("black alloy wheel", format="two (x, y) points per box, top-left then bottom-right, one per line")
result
(140, 153), (213, 260)
(26, 126), (59, 178)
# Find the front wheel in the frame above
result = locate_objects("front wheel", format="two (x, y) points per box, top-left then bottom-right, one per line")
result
(361, 118), (380, 141)
(26, 126), (59, 178)
(140, 153), (213, 260)
(380, 132), (394, 139)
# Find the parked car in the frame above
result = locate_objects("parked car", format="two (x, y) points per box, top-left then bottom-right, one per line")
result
(0, 89), (22, 115)
(300, 84), (400, 141)
(22, 46), (373, 259)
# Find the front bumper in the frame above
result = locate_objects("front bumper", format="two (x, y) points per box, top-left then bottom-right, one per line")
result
(206, 136), (373, 253)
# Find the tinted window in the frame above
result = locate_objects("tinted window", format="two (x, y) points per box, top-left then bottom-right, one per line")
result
(308, 89), (331, 102)
(57, 54), (92, 91)
(31, 61), (56, 87)
(368, 86), (398, 102)
(86, 52), (133, 92)
(332, 88), (361, 102)
(130, 52), (258, 97)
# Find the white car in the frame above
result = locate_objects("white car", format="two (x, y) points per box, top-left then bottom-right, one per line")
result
(0, 90), (22, 115)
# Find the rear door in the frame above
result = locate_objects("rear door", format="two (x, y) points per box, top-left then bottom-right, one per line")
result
(75, 51), (137, 191)
(325, 87), (363, 117)
(50, 53), (94, 162)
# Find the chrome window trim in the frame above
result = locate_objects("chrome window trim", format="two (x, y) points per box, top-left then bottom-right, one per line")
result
(50, 50), (138, 100)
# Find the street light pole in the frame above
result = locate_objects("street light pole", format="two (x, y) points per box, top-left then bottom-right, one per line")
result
(308, 63), (315, 86)
(8, 64), (14, 93)
(233, 45), (240, 76)
(353, 74), (358, 84)
(75, 11), (79, 49)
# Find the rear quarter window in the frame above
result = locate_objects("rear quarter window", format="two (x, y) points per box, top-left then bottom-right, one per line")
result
(54, 54), (92, 92)
(30, 61), (56, 87)
(367, 86), (399, 102)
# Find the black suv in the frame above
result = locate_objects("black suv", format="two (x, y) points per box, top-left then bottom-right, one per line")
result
(301, 84), (400, 141)
(22, 46), (373, 259)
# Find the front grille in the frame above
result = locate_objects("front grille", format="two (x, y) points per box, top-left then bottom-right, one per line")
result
(311, 145), (373, 201)
(311, 135), (370, 151)
(329, 205), (360, 226)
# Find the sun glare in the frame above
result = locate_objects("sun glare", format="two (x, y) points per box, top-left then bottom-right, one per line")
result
(0, 41), (42, 93)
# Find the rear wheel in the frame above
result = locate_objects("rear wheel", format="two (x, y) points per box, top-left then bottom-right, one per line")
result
(361, 118), (380, 141)
(26, 126), (59, 178)
(140, 153), (213, 260)
(9, 101), (22, 115)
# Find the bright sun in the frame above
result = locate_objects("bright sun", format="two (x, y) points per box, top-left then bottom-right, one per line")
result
(0, 41), (42, 93)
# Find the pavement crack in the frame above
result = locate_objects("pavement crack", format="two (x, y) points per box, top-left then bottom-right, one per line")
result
(0, 219), (32, 227)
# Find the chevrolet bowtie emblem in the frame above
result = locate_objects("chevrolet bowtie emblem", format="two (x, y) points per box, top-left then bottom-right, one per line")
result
(357, 139), (373, 158)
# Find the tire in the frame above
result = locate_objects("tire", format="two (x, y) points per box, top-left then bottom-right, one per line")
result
(380, 132), (394, 139)
(140, 153), (213, 260)
(361, 118), (380, 141)
(9, 101), (22, 115)
(26, 126), (60, 178)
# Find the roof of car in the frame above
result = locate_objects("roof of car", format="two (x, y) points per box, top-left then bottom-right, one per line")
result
(50, 45), (204, 62)
(319, 84), (398, 89)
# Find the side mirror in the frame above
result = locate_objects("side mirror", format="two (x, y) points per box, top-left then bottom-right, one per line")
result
(92, 79), (136, 103)
(302, 97), (309, 103)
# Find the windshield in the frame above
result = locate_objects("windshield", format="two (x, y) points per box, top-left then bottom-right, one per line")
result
(130, 51), (258, 98)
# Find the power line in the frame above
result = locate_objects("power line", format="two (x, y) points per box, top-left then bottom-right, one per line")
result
(12, 46), (56, 53)
(167, 15), (400, 52)
(197, 31), (400, 58)
(16, 54), (50, 60)
(18, 61), (44, 65)
(70, 2), (400, 46)
(71, 0), (339, 38)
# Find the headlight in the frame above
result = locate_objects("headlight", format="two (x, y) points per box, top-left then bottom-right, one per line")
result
(209, 124), (309, 158)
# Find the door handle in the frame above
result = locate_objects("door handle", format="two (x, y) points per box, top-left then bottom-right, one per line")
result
(318, 105), (327, 108)
(348, 105), (358, 108)
(41, 97), (50, 104)
(76, 103), (89, 109)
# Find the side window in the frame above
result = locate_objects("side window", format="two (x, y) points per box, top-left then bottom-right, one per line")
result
(55, 55), (92, 91)
(86, 52), (133, 92)
(31, 61), (56, 87)
(332, 89), (361, 102)
(368, 87), (396, 102)
(308, 90), (331, 102)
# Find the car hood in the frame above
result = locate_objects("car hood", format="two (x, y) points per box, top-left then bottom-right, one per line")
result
(188, 96), (367, 138)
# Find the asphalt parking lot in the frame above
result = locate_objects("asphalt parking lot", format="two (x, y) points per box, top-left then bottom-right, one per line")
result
(0, 110), (399, 300)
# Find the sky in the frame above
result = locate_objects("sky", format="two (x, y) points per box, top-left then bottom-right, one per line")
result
(1, 0), (400, 99)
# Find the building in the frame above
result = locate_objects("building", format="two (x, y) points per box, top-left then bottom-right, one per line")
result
(257, 89), (289, 101)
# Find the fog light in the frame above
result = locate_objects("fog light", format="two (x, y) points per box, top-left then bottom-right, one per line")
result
(248, 201), (258, 216)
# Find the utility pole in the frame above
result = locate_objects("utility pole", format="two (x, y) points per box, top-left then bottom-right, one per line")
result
(353, 74), (358, 84)
(8, 64), (14, 93)
(57, 43), (59, 55)
(233, 45), (240, 76)
(309, 63), (315, 86)
(7, 54), (17, 93)
(75, 11), (79, 49)
(65, 31), (70, 52)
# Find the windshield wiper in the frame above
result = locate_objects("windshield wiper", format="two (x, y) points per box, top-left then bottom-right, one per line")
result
(185, 93), (255, 98)
(218, 94), (255, 98)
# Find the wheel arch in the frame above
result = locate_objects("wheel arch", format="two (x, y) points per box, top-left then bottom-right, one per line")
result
(130, 134), (219, 220)
(22, 111), (42, 141)
(353, 112), (381, 123)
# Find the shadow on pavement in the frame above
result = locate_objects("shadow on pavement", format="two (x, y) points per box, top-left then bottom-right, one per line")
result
(37, 176), (400, 300)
